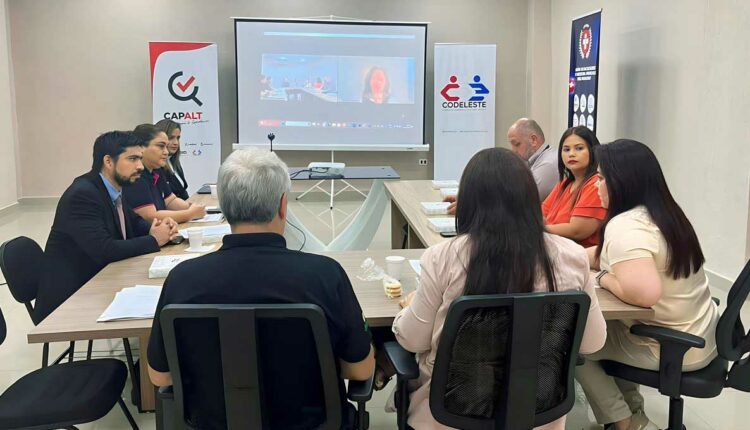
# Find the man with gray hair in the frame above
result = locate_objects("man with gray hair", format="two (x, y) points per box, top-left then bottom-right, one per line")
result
(445, 118), (559, 214)
(147, 148), (375, 429)
(507, 118), (558, 200)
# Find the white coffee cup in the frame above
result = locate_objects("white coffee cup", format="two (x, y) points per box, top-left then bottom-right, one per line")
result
(187, 227), (204, 248)
(209, 184), (218, 197)
(385, 255), (406, 280)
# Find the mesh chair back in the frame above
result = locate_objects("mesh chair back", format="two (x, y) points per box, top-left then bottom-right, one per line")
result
(0, 237), (44, 305)
(716, 259), (750, 391)
(160, 304), (343, 430)
(429, 291), (590, 430)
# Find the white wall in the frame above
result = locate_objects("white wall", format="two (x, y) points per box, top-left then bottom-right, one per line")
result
(0, 0), (17, 210)
(8, 0), (531, 198)
(547, 0), (750, 281)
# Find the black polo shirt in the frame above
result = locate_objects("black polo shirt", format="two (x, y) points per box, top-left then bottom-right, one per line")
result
(123, 168), (173, 211)
(148, 233), (372, 430)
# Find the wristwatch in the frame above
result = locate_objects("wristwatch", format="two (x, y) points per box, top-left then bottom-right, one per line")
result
(595, 269), (609, 285)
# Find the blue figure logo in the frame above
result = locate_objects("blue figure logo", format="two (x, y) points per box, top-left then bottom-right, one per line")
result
(468, 75), (489, 101)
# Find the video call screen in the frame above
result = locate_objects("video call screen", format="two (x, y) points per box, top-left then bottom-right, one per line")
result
(235, 19), (427, 147)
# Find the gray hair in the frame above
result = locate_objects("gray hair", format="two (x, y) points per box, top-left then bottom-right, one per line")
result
(514, 118), (546, 143)
(218, 148), (291, 224)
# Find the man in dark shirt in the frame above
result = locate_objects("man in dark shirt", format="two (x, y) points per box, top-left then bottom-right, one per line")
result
(35, 131), (178, 322)
(147, 148), (374, 429)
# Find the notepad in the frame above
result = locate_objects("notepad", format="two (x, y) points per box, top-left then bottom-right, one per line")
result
(427, 217), (457, 234)
(431, 180), (459, 189)
(190, 213), (223, 223)
(148, 254), (201, 278)
(178, 224), (231, 244)
(439, 188), (458, 199)
(97, 285), (162, 322)
(421, 202), (451, 215)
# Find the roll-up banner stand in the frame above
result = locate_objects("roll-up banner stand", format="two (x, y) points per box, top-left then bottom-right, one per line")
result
(434, 44), (496, 181)
(568, 10), (602, 132)
(150, 42), (221, 194)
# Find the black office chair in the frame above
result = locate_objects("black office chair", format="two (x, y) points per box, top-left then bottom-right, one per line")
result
(384, 291), (591, 430)
(155, 304), (374, 430)
(0, 236), (76, 366)
(600, 260), (750, 430)
(0, 304), (139, 429)
(0, 237), (143, 409)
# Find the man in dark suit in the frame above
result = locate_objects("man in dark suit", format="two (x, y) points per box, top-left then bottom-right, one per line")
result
(34, 131), (178, 323)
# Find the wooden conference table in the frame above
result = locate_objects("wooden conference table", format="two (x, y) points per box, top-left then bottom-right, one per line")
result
(28, 186), (654, 412)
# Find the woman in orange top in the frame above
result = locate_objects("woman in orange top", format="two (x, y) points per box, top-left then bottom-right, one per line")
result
(542, 126), (607, 247)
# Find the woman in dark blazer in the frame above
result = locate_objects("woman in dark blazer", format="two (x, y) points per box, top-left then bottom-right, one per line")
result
(155, 119), (189, 200)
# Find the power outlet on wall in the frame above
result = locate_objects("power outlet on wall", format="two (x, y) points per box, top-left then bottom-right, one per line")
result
(419, 159), (429, 166)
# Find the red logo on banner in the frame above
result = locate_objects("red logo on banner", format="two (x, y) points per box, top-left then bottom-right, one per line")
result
(579, 24), (593, 59)
(176, 76), (196, 93)
(440, 76), (460, 101)
(168, 71), (202, 106)
(569, 77), (576, 94)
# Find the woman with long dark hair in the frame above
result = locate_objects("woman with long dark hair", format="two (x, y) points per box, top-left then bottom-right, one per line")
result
(155, 119), (189, 200)
(577, 140), (719, 430)
(392, 148), (606, 430)
(123, 124), (205, 224)
(543, 126), (607, 246)
(362, 66), (390, 104)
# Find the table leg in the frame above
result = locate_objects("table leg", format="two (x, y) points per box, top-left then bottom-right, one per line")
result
(139, 334), (156, 411)
(391, 203), (407, 249)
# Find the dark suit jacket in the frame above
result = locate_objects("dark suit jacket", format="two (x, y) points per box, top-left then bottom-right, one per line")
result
(165, 158), (189, 200)
(34, 171), (161, 323)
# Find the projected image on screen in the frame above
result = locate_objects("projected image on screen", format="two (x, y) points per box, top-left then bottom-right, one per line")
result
(236, 20), (427, 148)
(259, 54), (415, 105)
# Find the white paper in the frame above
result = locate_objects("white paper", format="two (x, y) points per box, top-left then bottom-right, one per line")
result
(439, 188), (458, 199)
(409, 260), (421, 276)
(178, 224), (232, 243)
(190, 213), (224, 223)
(427, 217), (456, 233)
(148, 254), (201, 278)
(97, 285), (162, 322)
(421, 202), (451, 215)
(431, 180), (459, 189)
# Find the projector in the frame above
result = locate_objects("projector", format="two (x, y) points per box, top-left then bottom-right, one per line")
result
(308, 162), (346, 176)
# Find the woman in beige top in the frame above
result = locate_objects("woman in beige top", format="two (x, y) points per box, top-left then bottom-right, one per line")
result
(392, 147), (606, 430)
(579, 140), (719, 430)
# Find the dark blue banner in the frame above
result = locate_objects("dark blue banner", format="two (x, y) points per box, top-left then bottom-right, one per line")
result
(568, 10), (601, 132)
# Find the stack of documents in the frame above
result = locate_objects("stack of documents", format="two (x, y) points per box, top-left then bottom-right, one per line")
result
(178, 224), (232, 244)
(97, 285), (162, 322)
(190, 214), (223, 223)
(421, 202), (451, 215)
(427, 217), (457, 234)
(439, 188), (458, 199)
(148, 254), (201, 278)
(431, 180), (459, 189)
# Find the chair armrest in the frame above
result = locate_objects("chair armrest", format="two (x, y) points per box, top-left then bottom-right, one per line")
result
(630, 324), (705, 349)
(157, 385), (174, 400)
(629, 324), (706, 397)
(347, 372), (375, 403)
(383, 341), (419, 380)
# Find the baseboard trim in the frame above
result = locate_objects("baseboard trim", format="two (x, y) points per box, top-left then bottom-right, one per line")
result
(0, 201), (19, 218)
(706, 269), (734, 293)
(18, 196), (59, 205)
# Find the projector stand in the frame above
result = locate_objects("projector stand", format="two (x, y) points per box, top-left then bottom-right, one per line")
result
(295, 151), (367, 209)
